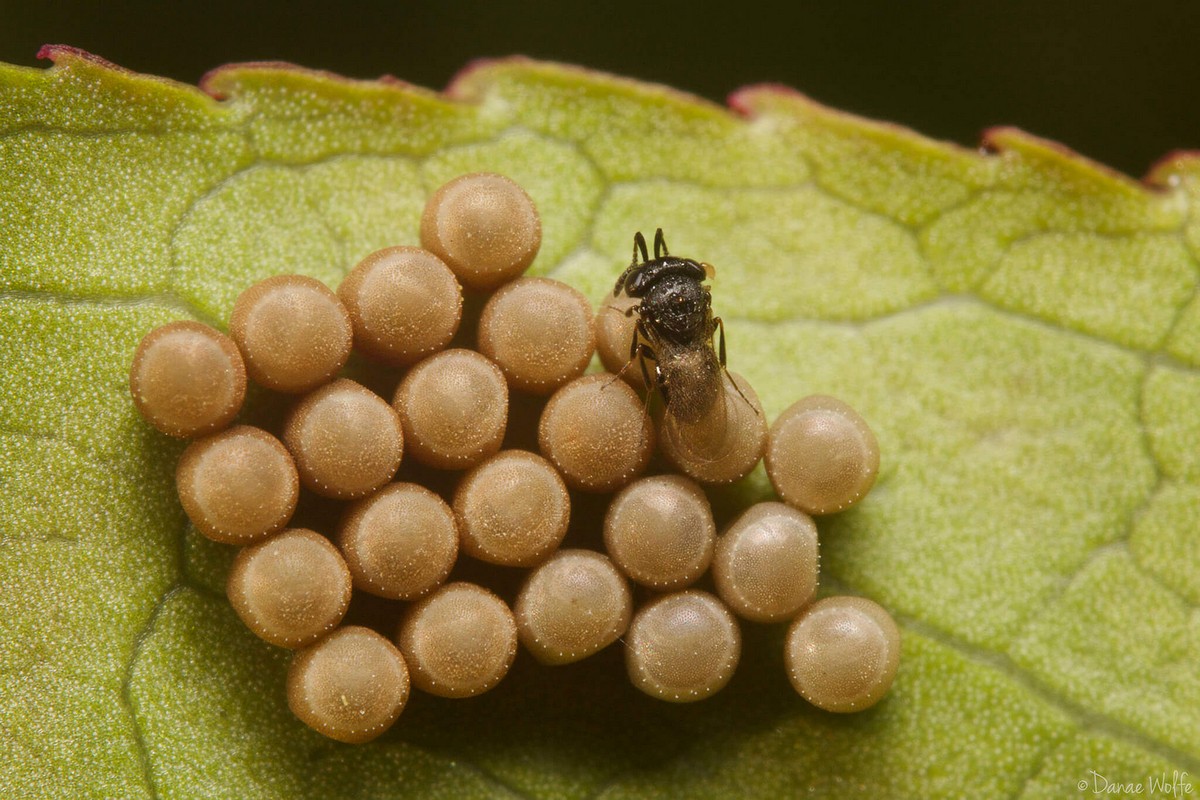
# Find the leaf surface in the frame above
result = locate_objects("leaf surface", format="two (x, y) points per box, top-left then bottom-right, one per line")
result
(2, 48), (1199, 799)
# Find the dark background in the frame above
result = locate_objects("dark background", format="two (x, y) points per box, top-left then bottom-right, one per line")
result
(4, 1), (1196, 179)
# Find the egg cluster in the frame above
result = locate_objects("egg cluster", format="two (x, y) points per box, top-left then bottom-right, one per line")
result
(129, 172), (899, 745)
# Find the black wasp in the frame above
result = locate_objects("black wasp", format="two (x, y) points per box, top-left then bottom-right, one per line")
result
(612, 229), (751, 460)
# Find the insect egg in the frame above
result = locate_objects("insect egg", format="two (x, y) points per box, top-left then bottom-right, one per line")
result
(593, 292), (644, 390)
(784, 595), (900, 713)
(175, 425), (299, 545)
(282, 378), (404, 499)
(226, 528), (352, 648)
(514, 549), (632, 666)
(658, 371), (767, 485)
(625, 590), (741, 703)
(420, 172), (542, 291)
(477, 277), (596, 395)
(392, 349), (508, 470)
(603, 474), (716, 590)
(337, 483), (459, 600)
(712, 502), (819, 623)
(336, 246), (463, 367)
(453, 450), (570, 568)
(765, 395), (880, 515)
(395, 582), (518, 699)
(129, 321), (247, 438)
(287, 626), (410, 744)
(228, 274), (353, 394)
(537, 374), (654, 492)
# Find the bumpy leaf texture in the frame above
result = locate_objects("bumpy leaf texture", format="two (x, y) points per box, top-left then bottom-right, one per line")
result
(2, 46), (1199, 800)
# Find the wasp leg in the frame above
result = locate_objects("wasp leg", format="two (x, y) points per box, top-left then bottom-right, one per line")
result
(638, 344), (658, 398)
(713, 316), (757, 414)
(714, 315), (727, 368)
(608, 317), (656, 388)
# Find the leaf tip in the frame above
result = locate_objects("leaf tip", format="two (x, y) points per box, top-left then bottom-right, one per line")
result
(447, 56), (727, 117)
(36, 44), (131, 74)
(1145, 149), (1200, 188)
(199, 60), (446, 105)
(981, 125), (1156, 191)
(727, 83), (808, 117)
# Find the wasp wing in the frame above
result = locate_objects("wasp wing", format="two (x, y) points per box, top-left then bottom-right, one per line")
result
(657, 343), (737, 466)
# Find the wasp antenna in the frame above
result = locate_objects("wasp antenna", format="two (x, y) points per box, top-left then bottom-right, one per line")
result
(632, 232), (649, 265)
(654, 228), (668, 258)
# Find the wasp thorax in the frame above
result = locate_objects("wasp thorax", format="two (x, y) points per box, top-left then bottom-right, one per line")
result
(765, 395), (880, 515)
(129, 321), (247, 438)
(625, 590), (741, 703)
(478, 277), (596, 395)
(176, 425), (299, 545)
(226, 528), (352, 648)
(283, 379), (404, 500)
(337, 483), (459, 600)
(420, 172), (541, 291)
(229, 274), (352, 394)
(454, 450), (570, 567)
(603, 474), (716, 590)
(395, 582), (518, 698)
(514, 549), (632, 666)
(537, 374), (654, 492)
(287, 626), (410, 744)
(392, 349), (508, 470)
(713, 502), (819, 623)
(784, 596), (900, 713)
(337, 246), (463, 367)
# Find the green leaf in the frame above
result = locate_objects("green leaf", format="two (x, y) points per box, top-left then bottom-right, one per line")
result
(3, 47), (1198, 799)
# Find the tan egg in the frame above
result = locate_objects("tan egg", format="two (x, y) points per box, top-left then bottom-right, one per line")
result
(593, 292), (644, 390)
(392, 349), (508, 470)
(625, 590), (741, 703)
(658, 372), (767, 485)
(129, 321), (247, 438)
(784, 596), (900, 713)
(287, 626), (410, 744)
(453, 450), (570, 567)
(537, 374), (654, 493)
(395, 582), (518, 698)
(338, 483), (459, 600)
(514, 549), (632, 665)
(226, 528), (352, 648)
(603, 475), (715, 590)
(477, 277), (596, 395)
(712, 502), (819, 623)
(229, 275), (352, 393)
(337, 246), (463, 367)
(765, 395), (880, 515)
(420, 172), (541, 291)
(176, 425), (299, 544)
(283, 378), (404, 499)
